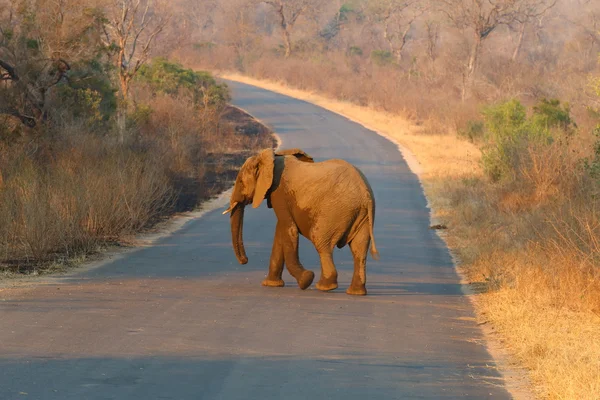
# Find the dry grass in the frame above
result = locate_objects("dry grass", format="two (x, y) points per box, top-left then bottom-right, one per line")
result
(217, 73), (600, 399)
(482, 289), (600, 399)
(427, 139), (600, 400)
(0, 85), (273, 275)
(0, 138), (173, 271)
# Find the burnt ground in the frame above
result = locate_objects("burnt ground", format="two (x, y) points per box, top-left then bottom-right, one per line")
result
(171, 105), (276, 212)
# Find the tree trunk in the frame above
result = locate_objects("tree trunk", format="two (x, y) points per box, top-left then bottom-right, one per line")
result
(467, 34), (482, 78)
(117, 107), (126, 144)
(272, 1), (293, 58)
(512, 23), (526, 61)
(463, 33), (482, 102)
(396, 24), (412, 64)
(395, 50), (402, 64)
(119, 73), (130, 100)
(283, 28), (292, 58)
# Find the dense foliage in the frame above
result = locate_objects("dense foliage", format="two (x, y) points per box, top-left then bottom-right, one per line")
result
(137, 58), (230, 107)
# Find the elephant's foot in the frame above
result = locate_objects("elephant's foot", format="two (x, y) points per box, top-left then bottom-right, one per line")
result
(297, 270), (315, 290)
(346, 284), (367, 296)
(262, 278), (285, 287)
(316, 275), (338, 292)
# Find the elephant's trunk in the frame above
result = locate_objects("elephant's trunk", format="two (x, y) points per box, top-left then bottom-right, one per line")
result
(230, 204), (248, 264)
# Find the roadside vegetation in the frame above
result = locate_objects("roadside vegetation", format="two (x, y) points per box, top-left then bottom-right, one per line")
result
(0, 2), (272, 275)
(171, 0), (599, 398)
(436, 97), (600, 399)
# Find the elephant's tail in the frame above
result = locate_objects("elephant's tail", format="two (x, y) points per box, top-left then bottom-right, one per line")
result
(368, 200), (380, 261)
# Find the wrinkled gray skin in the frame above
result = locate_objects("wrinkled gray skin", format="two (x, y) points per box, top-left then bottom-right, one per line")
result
(224, 148), (379, 295)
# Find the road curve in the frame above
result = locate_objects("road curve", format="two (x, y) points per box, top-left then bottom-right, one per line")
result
(0, 81), (511, 399)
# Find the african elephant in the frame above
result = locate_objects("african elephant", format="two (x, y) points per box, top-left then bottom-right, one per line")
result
(223, 148), (379, 295)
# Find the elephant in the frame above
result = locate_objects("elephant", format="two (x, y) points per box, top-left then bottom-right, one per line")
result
(223, 148), (379, 295)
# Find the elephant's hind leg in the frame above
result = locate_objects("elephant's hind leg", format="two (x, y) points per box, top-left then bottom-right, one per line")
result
(316, 251), (338, 292)
(347, 227), (369, 296)
(262, 223), (285, 287)
(282, 223), (314, 290)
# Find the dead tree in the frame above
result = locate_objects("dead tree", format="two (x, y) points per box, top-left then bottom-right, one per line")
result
(372, 0), (427, 64)
(103, 0), (169, 100)
(0, 0), (84, 128)
(425, 20), (440, 62)
(262, 0), (320, 58)
(438, 0), (555, 101)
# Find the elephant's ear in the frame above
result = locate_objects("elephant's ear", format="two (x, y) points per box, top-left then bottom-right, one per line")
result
(275, 148), (314, 163)
(253, 148), (275, 208)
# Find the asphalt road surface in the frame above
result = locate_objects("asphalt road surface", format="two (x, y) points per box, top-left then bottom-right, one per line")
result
(0, 81), (511, 399)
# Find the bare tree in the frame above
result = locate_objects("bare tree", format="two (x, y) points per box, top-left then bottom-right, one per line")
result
(368, 0), (428, 63)
(425, 19), (440, 62)
(187, 0), (219, 42)
(103, 0), (169, 101)
(220, 0), (261, 65)
(0, 0), (100, 128)
(563, 7), (600, 63)
(262, 0), (321, 57)
(438, 0), (555, 100)
(510, 2), (555, 61)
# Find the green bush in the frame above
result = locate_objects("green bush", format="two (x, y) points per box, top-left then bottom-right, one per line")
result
(531, 98), (576, 137)
(192, 42), (216, 51)
(371, 50), (394, 66)
(348, 46), (363, 56)
(339, 3), (356, 21)
(481, 99), (574, 182)
(482, 99), (527, 141)
(458, 120), (484, 142)
(127, 103), (153, 131)
(54, 58), (117, 128)
(136, 58), (230, 108)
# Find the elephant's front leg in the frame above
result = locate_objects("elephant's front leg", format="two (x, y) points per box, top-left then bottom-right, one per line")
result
(262, 224), (285, 287)
(281, 222), (314, 290)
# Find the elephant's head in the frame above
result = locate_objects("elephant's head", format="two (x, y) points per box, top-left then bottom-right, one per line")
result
(223, 148), (313, 265)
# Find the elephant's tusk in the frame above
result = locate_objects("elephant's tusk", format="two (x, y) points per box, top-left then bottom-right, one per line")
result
(222, 202), (239, 215)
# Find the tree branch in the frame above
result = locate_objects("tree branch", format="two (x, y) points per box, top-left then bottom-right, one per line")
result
(0, 107), (36, 127)
(0, 58), (18, 81)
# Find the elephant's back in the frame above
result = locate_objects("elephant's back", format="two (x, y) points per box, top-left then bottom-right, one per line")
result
(282, 156), (373, 205)
(291, 159), (372, 199)
(320, 159), (374, 197)
(281, 157), (374, 249)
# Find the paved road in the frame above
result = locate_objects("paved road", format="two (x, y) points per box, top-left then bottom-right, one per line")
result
(0, 81), (511, 399)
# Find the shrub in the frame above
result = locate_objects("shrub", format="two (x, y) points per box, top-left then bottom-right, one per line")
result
(481, 99), (574, 182)
(458, 120), (484, 142)
(53, 58), (118, 129)
(481, 99), (530, 181)
(482, 99), (528, 142)
(348, 46), (363, 57)
(370, 50), (394, 66)
(532, 98), (574, 132)
(136, 58), (230, 108)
